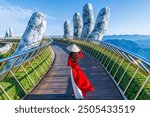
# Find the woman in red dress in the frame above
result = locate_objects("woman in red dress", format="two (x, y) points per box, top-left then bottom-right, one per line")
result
(67, 44), (94, 99)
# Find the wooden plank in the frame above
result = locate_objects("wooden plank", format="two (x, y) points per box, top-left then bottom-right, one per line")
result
(25, 42), (123, 100)
(25, 45), (73, 100)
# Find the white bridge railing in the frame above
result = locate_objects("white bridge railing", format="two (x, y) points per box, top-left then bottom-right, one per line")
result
(52, 36), (150, 100)
(0, 38), (54, 100)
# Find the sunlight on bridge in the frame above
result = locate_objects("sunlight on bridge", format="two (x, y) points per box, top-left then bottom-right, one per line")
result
(0, 37), (149, 100)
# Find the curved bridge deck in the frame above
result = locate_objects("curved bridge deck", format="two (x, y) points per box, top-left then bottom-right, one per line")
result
(25, 42), (123, 100)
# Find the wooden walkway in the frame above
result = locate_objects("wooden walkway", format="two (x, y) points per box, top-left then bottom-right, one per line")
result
(25, 42), (123, 100)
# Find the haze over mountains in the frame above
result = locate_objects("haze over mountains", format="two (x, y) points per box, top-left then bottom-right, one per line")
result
(102, 35), (150, 61)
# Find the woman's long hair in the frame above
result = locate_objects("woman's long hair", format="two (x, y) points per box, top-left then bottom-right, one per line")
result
(69, 52), (78, 62)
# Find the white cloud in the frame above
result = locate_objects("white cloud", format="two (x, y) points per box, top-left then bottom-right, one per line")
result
(0, 1), (33, 36)
(0, 1), (57, 37)
(46, 15), (58, 20)
(0, 5), (33, 19)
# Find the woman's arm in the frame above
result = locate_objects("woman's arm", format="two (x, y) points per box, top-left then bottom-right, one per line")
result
(78, 50), (83, 59)
(67, 56), (72, 66)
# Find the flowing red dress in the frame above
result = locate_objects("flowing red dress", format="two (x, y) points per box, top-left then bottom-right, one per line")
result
(67, 51), (94, 97)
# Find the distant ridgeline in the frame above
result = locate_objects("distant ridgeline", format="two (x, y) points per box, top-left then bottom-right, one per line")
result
(63, 3), (150, 62)
(103, 35), (150, 60)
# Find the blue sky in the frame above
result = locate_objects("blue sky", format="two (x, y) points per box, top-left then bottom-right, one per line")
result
(0, 0), (150, 36)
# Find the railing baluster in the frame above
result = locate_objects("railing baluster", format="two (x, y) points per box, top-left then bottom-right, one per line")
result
(118, 62), (131, 85)
(89, 45), (94, 55)
(53, 37), (150, 100)
(49, 46), (55, 62)
(27, 60), (41, 79)
(113, 58), (125, 78)
(84, 44), (89, 53)
(20, 65), (35, 86)
(93, 46), (98, 57)
(1, 57), (20, 80)
(134, 75), (150, 100)
(33, 56), (45, 74)
(89, 44), (94, 55)
(2, 56), (27, 95)
(37, 53), (48, 70)
(97, 48), (104, 61)
(82, 45), (86, 51)
(10, 71), (27, 94)
(91, 45), (97, 56)
(13, 53), (35, 86)
(109, 55), (120, 73)
(95, 51), (101, 59)
(103, 51), (112, 66)
(87, 45), (91, 53)
(106, 53), (115, 69)
(100, 49), (109, 63)
(0, 39), (54, 100)
(84, 45), (88, 52)
(43, 49), (52, 66)
(86, 45), (90, 53)
(123, 68), (140, 94)
(43, 47), (52, 64)
(0, 84), (11, 100)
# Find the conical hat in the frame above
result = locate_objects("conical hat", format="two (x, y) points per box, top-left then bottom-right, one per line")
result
(66, 44), (80, 52)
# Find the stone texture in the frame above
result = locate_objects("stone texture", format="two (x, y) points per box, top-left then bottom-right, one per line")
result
(9, 27), (14, 37)
(0, 43), (12, 54)
(89, 7), (110, 41)
(4, 28), (14, 38)
(0, 28), (13, 54)
(63, 20), (71, 38)
(81, 3), (94, 39)
(15, 12), (46, 53)
(5, 30), (9, 38)
(73, 12), (82, 38)
(3, 12), (46, 71)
